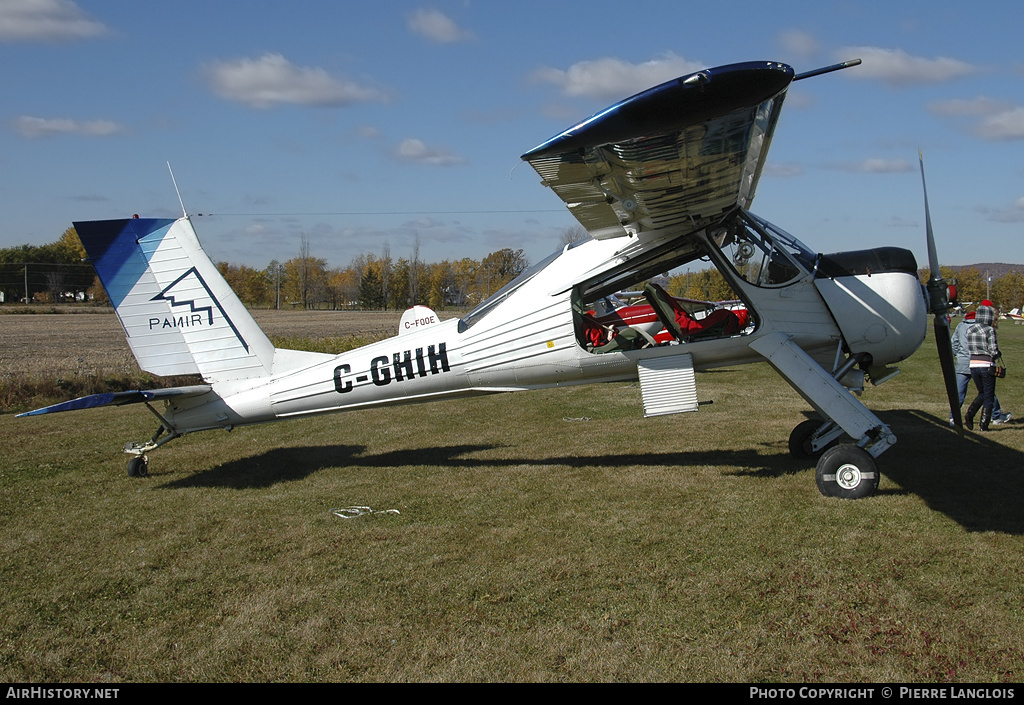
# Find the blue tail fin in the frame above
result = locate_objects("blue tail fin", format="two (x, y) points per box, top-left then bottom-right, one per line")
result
(76, 217), (275, 382)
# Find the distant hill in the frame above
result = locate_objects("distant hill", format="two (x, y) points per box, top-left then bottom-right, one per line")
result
(948, 263), (1024, 278)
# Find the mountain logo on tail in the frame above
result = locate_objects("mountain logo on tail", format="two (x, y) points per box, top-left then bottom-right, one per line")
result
(149, 266), (250, 352)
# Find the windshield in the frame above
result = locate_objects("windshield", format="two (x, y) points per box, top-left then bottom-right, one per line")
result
(710, 209), (814, 287)
(459, 246), (563, 330)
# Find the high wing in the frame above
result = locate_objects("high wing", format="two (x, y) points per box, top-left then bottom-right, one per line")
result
(521, 61), (793, 240)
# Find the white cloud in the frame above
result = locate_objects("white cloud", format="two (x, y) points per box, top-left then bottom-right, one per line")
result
(531, 53), (705, 101)
(393, 138), (465, 166)
(765, 162), (804, 178)
(869, 158), (913, 173)
(14, 115), (122, 138)
(929, 96), (1014, 116)
(777, 30), (820, 60)
(204, 53), (387, 109)
(860, 158), (913, 173)
(929, 97), (1024, 141)
(976, 107), (1024, 141)
(836, 46), (978, 87)
(406, 9), (472, 43)
(0, 0), (106, 41)
(832, 158), (913, 174)
(885, 216), (919, 229)
(980, 200), (1024, 223)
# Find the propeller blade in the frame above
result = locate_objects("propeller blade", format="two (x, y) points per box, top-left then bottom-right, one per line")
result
(920, 151), (963, 436)
(934, 316), (964, 436)
(920, 150), (942, 282)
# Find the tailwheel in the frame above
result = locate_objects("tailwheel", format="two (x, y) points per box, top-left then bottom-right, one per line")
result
(815, 444), (878, 499)
(127, 455), (149, 478)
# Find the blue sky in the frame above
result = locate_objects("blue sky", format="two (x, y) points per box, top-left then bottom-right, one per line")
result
(1, 0), (1022, 271)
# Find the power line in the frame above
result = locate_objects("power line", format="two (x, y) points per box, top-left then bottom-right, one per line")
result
(193, 209), (565, 217)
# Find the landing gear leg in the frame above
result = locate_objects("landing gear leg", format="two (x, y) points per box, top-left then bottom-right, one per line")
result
(122, 409), (179, 478)
(752, 332), (896, 500)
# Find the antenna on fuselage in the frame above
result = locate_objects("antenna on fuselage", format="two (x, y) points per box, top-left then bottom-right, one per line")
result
(167, 162), (188, 218)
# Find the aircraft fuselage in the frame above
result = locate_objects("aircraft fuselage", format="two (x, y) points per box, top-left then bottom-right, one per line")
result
(165, 218), (926, 438)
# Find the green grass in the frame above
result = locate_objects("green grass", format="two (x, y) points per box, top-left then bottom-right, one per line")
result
(1, 326), (1022, 682)
(267, 333), (386, 355)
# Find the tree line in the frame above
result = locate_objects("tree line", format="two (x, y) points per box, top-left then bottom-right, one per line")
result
(0, 228), (97, 304)
(933, 266), (1024, 312)
(2, 227), (1022, 314)
(216, 237), (532, 311)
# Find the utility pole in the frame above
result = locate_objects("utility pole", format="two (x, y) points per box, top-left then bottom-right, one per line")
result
(276, 264), (282, 310)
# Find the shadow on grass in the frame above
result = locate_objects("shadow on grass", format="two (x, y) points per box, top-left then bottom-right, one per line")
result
(734, 408), (1024, 534)
(877, 409), (1024, 535)
(158, 444), (501, 490)
(159, 409), (1024, 533)
(158, 441), (800, 494)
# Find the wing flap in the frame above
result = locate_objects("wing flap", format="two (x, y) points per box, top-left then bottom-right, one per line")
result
(523, 61), (793, 240)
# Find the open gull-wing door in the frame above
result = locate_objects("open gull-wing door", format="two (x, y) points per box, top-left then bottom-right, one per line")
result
(521, 61), (794, 241)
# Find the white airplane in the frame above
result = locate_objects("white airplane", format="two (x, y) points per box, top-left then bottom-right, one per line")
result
(20, 59), (962, 499)
(1002, 308), (1023, 324)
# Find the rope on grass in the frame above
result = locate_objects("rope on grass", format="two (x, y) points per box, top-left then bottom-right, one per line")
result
(331, 506), (401, 519)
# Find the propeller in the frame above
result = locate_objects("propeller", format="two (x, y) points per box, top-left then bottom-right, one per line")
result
(919, 151), (963, 436)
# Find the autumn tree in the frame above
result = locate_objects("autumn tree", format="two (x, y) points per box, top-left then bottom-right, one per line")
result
(275, 234), (331, 309)
(952, 267), (985, 305)
(357, 254), (386, 309)
(0, 227), (93, 303)
(478, 248), (529, 298)
(388, 258), (411, 310)
(217, 262), (274, 307)
(327, 266), (360, 309)
(992, 270), (1024, 312)
(560, 225), (590, 248)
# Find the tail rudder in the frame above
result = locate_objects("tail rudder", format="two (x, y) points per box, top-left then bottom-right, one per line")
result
(75, 217), (275, 382)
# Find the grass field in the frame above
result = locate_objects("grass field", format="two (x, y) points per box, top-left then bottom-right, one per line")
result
(1, 309), (1023, 682)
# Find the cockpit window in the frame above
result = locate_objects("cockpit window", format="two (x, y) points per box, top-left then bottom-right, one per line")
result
(710, 210), (813, 287)
(573, 224), (756, 354)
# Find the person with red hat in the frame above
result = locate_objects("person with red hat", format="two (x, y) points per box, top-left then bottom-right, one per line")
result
(981, 301), (1011, 424)
(964, 302), (1005, 431)
(951, 303), (1010, 426)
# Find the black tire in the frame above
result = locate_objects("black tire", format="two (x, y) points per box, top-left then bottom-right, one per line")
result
(789, 419), (824, 459)
(127, 455), (148, 478)
(815, 444), (879, 499)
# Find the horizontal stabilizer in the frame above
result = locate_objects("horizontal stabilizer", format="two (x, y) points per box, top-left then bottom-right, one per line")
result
(16, 385), (212, 417)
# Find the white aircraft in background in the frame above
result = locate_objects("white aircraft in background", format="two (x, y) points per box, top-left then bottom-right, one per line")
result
(20, 59), (962, 499)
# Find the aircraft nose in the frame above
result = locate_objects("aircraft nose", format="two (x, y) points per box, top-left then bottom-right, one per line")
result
(813, 247), (928, 366)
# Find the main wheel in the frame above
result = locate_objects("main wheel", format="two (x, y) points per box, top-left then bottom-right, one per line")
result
(127, 455), (149, 478)
(815, 444), (878, 499)
(789, 419), (824, 459)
